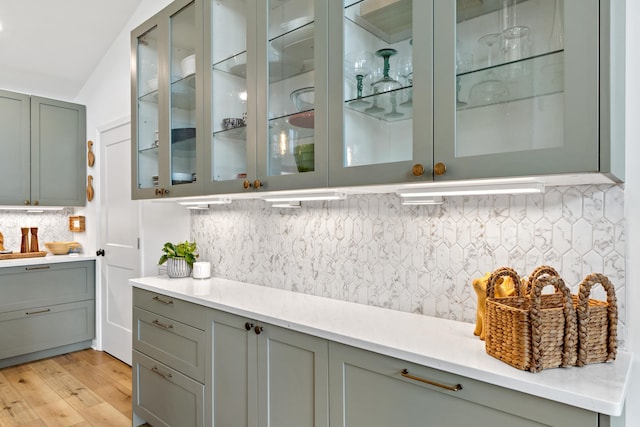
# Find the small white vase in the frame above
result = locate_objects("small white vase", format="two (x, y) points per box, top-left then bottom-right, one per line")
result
(167, 257), (192, 278)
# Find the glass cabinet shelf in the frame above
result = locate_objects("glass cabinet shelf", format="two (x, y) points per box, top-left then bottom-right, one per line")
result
(213, 125), (247, 141)
(344, 86), (413, 122)
(456, 50), (564, 110)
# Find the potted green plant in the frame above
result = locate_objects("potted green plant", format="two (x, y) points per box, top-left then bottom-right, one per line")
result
(158, 240), (198, 278)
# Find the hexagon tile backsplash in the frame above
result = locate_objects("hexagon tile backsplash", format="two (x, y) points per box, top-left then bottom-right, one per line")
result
(196, 184), (625, 336)
(0, 209), (74, 250)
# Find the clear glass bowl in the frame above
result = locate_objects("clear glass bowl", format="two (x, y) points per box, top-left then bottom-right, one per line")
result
(290, 87), (314, 112)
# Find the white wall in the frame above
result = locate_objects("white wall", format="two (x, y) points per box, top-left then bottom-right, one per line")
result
(624, 1), (640, 426)
(71, 0), (176, 258)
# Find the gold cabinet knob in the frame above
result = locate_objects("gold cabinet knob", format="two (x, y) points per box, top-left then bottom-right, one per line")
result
(155, 188), (162, 196)
(434, 162), (447, 176)
(33, 200), (39, 206)
(243, 180), (251, 190)
(253, 180), (263, 190)
(24, 200), (30, 206)
(412, 164), (425, 177)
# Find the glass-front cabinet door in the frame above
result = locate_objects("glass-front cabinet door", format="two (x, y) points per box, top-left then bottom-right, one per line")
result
(205, 0), (327, 194)
(204, 0), (254, 194)
(327, 1), (433, 187)
(255, 0), (328, 192)
(132, 0), (203, 199)
(433, 0), (599, 181)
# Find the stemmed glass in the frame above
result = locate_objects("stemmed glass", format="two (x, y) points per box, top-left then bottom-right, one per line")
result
(367, 48), (403, 117)
(345, 51), (373, 108)
(469, 33), (509, 105)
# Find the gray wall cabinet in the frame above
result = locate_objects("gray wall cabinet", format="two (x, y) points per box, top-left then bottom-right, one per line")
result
(0, 89), (86, 207)
(132, 0), (622, 199)
(0, 260), (95, 368)
(131, 0), (205, 200)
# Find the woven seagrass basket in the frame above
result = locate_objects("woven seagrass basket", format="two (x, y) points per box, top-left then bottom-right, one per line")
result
(484, 267), (577, 373)
(522, 266), (618, 367)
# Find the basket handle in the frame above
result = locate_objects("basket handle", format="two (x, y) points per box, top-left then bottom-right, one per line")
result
(523, 265), (560, 296)
(486, 267), (522, 298)
(576, 273), (618, 366)
(529, 275), (577, 373)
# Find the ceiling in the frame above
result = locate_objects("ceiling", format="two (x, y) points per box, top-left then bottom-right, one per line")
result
(0, 0), (144, 100)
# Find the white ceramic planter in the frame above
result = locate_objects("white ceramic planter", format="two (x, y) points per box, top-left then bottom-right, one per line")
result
(167, 257), (192, 278)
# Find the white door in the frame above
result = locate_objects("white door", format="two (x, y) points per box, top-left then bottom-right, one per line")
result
(99, 120), (139, 365)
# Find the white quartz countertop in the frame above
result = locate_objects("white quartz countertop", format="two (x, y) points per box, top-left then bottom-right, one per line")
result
(130, 275), (632, 417)
(0, 253), (97, 268)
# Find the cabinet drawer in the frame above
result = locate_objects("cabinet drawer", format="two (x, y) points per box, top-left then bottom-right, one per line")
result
(0, 261), (95, 312)
(0, 300), (94, 360)
(329, 342), (598, 427)
(133, 288), (206, 329)
(133, 350), (204, 427)
(134, 307), (205, 381)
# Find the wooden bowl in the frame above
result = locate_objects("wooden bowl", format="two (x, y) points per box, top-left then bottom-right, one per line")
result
(45, 242), (75, 255)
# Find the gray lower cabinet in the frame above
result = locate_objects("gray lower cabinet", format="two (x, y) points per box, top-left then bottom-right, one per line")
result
(329, 342), (606, 427)
(132, 289), (614, 426)
(132, 288), (207, 427)
(0, 261), (95, 368)
(206, 308), (329, 427)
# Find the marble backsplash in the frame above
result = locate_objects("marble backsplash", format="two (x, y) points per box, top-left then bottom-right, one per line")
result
(0, 209), (74, 251)
(191, 184), (626, 338)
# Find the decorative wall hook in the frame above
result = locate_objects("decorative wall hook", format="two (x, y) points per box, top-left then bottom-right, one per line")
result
(87, 140), (95, 167)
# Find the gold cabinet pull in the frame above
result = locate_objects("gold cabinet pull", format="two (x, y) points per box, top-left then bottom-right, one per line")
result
(152, 319), (173, 329)
(434, 162), (447, 176)
(151, 366), (173, 380)
(25, 266), (50, 271)
(152, 296), (173, 305)
(253, 179), (263, 190)
(243, 180), (251, 190)
(412, 164), (425, 177)
(24, 200), (30, 205)
(401, 369), (462, 392)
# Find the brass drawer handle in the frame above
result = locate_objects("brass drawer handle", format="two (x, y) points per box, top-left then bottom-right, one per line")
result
(151, 366), (173, 380)
(26, 308), (51, 316)
(152, 319), (173, 329)
(401, 369), (462, 392)
(152, 296), (174, 305)
(25, 266), (50, 271)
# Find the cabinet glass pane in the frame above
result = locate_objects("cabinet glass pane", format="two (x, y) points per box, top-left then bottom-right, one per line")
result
(211, 1), (249, 182)
(136, 26), (159, 190)
(343, 0), (413, 168)
(170, 3), (197, 186)
(267, 0), (315, 177)
(455, 0), (564, 157)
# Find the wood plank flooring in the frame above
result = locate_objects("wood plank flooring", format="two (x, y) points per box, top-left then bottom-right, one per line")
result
(0, 349), (141, 426)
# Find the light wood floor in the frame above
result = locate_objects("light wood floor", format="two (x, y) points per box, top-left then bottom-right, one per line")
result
(0, 349), (140, 426)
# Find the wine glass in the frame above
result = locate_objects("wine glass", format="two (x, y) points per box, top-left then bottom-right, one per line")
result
(345, 51), (373, 108)
(363, 66), (385, 115)
(469, 33), (509, 106)
(396, 54), (413, 109)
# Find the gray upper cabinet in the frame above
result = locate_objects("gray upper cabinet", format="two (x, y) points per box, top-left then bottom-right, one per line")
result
(0, 90), (86, 207)
(203, 0), (329, 195)
(131, 0), (205, 199)
(328, 0), (622, 187)
(327, 0), (434, 187)
(131, 0), (622, 198)
(431, 0), (622, 182)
